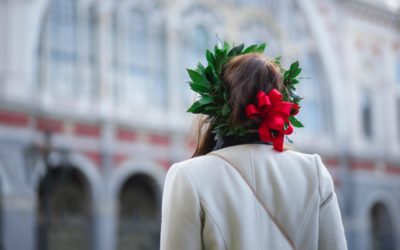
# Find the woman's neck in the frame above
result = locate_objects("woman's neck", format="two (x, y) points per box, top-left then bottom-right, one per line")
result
(213, 133), (269, 150)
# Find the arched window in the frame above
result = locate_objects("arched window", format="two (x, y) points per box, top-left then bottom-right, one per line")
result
(397, 97), (400, 142)
(361, 88), (373, 139)
(40, 0), (78, 97)
(296, 53), (331, 134)
(370, 203), (395, 250)
(87, 5), (99, 100)
(112, 11), (123, 104)
(152, 23), (168, 108)
(187, 25), (210, 67)
(37, 167), (91, 250)
(113, 8), (149, 107)
(127, 9), (148, 107)
(118, 174), (160, 250)
(396, 58), (400, 142)
(183, 24), (211, 104)
(396, 58), (400, 84)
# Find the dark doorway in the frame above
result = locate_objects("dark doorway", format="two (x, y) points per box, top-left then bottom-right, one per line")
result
(118, 174), (160, 250)
(371, 203), (396, 250)
(37, 167), (91, 250)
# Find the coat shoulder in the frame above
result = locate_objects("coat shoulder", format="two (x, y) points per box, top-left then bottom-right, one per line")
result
(170, 154), (224, 173)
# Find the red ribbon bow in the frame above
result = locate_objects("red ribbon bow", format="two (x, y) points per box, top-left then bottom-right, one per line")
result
(246, 89), (298, 152)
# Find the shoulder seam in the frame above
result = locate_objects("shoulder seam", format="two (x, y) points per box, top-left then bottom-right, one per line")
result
(200, 201), (229, 250)
(294, 190), (319, 246)
(314, 154), (323, 199)
(184, 167), (228, 250)
(179, 166), (203, 248)
(314, 154), (335, 205)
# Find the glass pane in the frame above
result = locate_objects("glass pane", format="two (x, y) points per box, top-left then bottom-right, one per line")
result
(296, 53), (328, 134)
(46, 0), (77, 97)
(112, 14), (123, 103)
(396, 58), (400, 84)
(361, 89), (373, 138)
(397, 97), (400, 141)
(153, 24), (168, 108)
(112, 9), (149, 107)
(185, 25), (209, 68)
(183, 25), (210, 105)
(88, 5), (99, 100)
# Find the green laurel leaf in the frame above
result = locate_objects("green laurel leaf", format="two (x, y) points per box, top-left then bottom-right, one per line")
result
(289, 61), (299, 72)
(274, 56), (282, 64)
(189, 82), (210, 94)
(293, 68), (302, 78)
(197, 63), (206, 74)
(291, 79), (300, 84)
(187, 101), (204, 113)
(223, 41), (230, 52)
(255, 43), (267, 53)
(214, 55), (227, 74)
(198, 96), (215, 105)
(228, 43), (244, 57)
(205, 106), (218, 111)
(289, 116), (304, 128)
(187, 69), (209, 86)
(243, 44), (258, 54)
(206, 50), (215, 66)
(222, 103), (230, 116)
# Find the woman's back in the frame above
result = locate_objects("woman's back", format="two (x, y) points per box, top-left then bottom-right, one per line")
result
(161, 42), (347, 249)
(161, 144), (347, 250)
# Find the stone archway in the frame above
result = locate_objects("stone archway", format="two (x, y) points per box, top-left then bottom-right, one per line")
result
(295, 0), (345, 140)
(117, 173), (161, 250)
(36, 166), (92, 250)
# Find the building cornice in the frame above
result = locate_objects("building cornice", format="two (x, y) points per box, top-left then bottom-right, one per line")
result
(336, 0), (400, 29)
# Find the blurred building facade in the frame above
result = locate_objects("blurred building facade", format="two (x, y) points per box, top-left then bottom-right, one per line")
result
(0, 0), (399, 249)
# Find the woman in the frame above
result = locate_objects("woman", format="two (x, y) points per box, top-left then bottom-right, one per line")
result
(160, 42), (347, 250)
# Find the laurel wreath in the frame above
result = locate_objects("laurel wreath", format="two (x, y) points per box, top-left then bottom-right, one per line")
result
(186, 41), (304, 138)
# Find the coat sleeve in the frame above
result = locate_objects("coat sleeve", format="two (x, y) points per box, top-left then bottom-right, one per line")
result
(315, 155), (348, 250)
(160, 163), (203, 250)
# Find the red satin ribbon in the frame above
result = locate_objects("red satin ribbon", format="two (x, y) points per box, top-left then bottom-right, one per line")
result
(246, 89), (297, 152)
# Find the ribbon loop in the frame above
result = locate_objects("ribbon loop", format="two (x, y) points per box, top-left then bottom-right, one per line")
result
(246, 104), (260, 119)
(246, 89), (299, 152)
(268, 89), (282, 104)
(256, 91), (271, 112)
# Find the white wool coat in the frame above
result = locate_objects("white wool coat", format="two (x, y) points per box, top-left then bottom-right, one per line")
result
(160, 144), (347, 250)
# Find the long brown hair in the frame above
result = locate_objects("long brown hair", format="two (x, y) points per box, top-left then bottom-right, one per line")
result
(192, 53), (284, 157)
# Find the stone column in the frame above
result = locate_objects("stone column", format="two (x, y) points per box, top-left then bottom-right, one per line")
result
(3, 193), (36, 250)
(93, 196), (117, 250)
(97, 4), (114, 118)
(166, 14), (182, 117)
(93, 5), (117, 250)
